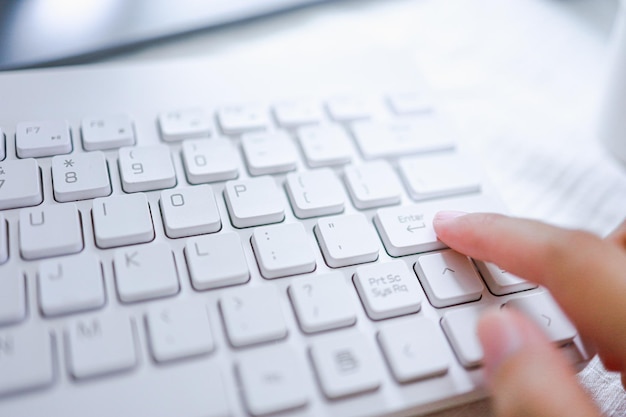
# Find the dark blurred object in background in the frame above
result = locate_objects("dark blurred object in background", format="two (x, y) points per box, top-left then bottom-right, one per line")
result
(0, 0), (331, 70)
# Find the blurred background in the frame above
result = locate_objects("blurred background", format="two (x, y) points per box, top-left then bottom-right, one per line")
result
(67, 0), (625, 234)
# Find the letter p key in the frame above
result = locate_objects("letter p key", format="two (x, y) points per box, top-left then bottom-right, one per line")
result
(234, 184), (247, 198)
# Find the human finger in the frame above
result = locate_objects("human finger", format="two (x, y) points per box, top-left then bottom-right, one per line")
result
(478, 308), (600, 417)
(433, 211), (626, 374)
(606, 218), (626, 248)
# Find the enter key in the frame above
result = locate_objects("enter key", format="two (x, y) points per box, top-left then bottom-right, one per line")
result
(374, 204), (446, 257)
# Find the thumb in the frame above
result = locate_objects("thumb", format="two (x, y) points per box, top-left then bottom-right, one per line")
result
(478, 309), (600, 417)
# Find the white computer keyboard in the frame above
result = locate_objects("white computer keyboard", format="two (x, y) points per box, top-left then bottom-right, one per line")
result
(0, 58), (592, 417)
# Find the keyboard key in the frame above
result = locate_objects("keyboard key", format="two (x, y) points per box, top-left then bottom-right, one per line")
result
(181, 138), (239, 184)
(354, 260), (422, 320)
(378, 317), (449, 383)
(0, 327), (54, 396)
(114, 243), (180, 303)
(158, 108), (211, 142)
(415, 250), (484, 308)
(309, 331), (381, 399)
(220, 286), (287, 347)
(344, 161), (402, 209)
(185, 233), (250, 290)
(475, 260), (537, 295)
(315, 214), (379, 268)
(81, 115), (135, 150)
(160, 186), (221, 238)
(0, 265), (26, 326)
(238, 345), (309, 416)
(66, 315), (137, 379)
(0, 214), (7, 264)
(19, 204), (83, 260)
(273, 99), (323, 127)
(285, 169), (345, 218)
(352, 119), (454, 159)
(92, 194), (154, 248)
(326, 96), (373, 121)
(505, 292), (577, 345)
(289, 272), (357, 333)
(38, 254), (105, 317)
(0, 128), (5, 160)
(146, 302), (215, 363)
(375, 197), (502, 257)
(387, 92), (433, 115)
(297, 125), (353, 167)
(118, 145), (176, 193)
(251, 223), (316, 279)
(16, 120), (72, 158)
(52, 152), (111, 202)
(6, 357), (230, 416)
(441, 306), (485, 367)
(398, 152), (481, 201)
(0, 158), (42, 210)
(374, 204), (445, 257)
(241, 131), (298, 175)
(224, 177), (285, 228)
(218, 103), (270, 134)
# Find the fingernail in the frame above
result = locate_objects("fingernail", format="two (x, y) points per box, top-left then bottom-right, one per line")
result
(479, 309), (525, 383)
(433, 210), (467, 222)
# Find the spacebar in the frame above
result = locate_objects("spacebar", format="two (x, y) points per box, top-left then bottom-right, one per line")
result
(0, 360), (230, 417)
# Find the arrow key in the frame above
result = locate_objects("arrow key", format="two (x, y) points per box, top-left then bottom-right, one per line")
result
(378, 317), (449, 382)
(505, 291), (577, 345)
(414, 250), (484, 308)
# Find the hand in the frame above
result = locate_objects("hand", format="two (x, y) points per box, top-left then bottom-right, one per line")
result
(433, 211), (626, 417)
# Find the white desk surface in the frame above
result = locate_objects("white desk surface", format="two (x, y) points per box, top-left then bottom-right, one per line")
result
(96, 0), (626, 415)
